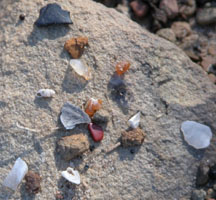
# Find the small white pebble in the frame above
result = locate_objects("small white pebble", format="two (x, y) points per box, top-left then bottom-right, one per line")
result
(37, 89), (55, 98)
(128, 112), (140, 129)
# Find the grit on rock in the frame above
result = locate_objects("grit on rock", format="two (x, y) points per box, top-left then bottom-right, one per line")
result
(0, 0), (216, 200)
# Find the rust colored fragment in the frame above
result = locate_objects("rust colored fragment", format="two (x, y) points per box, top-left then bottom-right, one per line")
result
(64, 37), (88, 58)
(25, 171), (41, 194)
(115, 61), (130, 76)
(85, 98), (102, 117)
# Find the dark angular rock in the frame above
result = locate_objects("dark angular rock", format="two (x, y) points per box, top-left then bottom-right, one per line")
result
(196, 163), (210, 186)
(35, 3), (73, 26)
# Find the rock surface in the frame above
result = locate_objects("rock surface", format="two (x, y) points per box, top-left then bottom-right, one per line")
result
(0, 0), (216, 200)
(196, 7), (216, 25)
(156, 28), (176, 42)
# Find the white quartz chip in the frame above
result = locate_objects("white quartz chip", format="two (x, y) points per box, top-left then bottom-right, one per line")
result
(3, 157), (28, 190)
(61, 167), (80, 185)
(181, 121), (212, 149)
(70, 59), (91, 80)
(37, 89), (55, 98)
(128, 112), (140, 129)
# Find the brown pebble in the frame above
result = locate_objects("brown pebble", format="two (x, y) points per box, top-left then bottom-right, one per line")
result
(208, 45), (216, 56)
(25, 171), (41, 194)
(208, 74), (216, 84)
(201, 56), (215, 72)
(57, 134), (90, 161)
(171, 21), (191, 39)
(130, 1), (149, 18)
(64, 37), (88, 59)
(121, 128), (146, 147)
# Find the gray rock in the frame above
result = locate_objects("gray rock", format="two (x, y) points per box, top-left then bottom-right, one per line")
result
(0, 0), (216, 200)
(196, 163), (210, 186)
(156, 28), (176, 42)
(196, 7), (216, 25)
(191, 189), (206, 200)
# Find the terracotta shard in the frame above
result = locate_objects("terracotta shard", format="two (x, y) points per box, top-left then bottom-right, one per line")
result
(85, 98), (102, 117)
(115, 61), (130, 76)
(64, 37), (88, 58)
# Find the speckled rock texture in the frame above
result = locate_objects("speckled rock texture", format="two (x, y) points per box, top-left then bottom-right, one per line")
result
(0, 0), (216, 199)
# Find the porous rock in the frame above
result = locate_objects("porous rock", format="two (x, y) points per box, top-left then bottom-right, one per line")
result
(57, 134), (90, 160)
(25, 171), (41, 194)
(0, 0), (216, 199)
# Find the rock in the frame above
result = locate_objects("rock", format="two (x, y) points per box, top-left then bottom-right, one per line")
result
(171, 21), (192, 39)
(129, 1), (149, 18)
(196, 8), (216, 25)
(208, 74), (216, 84)
(181, 121), (212, 149)
(24, 171), (41, 194)
(1, 0), (216, 199)
(60, 102), (91, 130)
(201, 56), (216, 72)
(160, 0), (179, 19)
(35, 3), (73, 26)
(156, 28), (176, 42)
(191, 189), (206, 200)
(64, 37), (88, 59)
(208, 64), (216, 76)
(196, 163), (210, 186)
(179, 0), (196, 18)
(94, 0), (121, 8)
(206, 188), (216, 200)
(19, 14), (25, 21)
(208, 45), (216, 56)
(57, 134), (90, 160)
(121, 128), (146, 147)
(209, 164), (216, 179)
(88, 123), (104, 142)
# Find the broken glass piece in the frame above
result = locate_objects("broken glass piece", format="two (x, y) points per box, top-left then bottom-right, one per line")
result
(181, 121), (212, 149)
(61, 167), (80, 185)
(88, 123), (104, 142)
(116, 61), (130, 76)
(70, 59), (91, 80)
(3, 158), (28, 191)
(60, 102), (91, 130)
(35, 3), (73, 26)
(128, 112), (140, 129)
(85, 98), (102, 117)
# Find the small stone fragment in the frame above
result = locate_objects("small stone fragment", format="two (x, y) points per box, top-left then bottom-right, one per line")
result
(128, 112), (140, 129)
(25, 171), (41, 194)
(171, 21), (191, 39)
(196, 163), (210, 186)
(35, 3), (73, 26)
(60, 102), (91, 130)
(196, 7), (216, 25)
(115, 61), (130, 76)
(179, 0), (196, 18)
(88, 123), (104, 142)
(121, 128), (146, 147)
(70, 59), (91, 80)
(129, 1), (149, 18)
(191, 189), (206, 200)
(57, 134), (90, 161)
(61, 167), (80, 185)
(64, 37), (88, 59)
(181, 121), (212, 149)
(37, 89), (55, 98)
(208, 74), (216, 84)
(85, 98), (102, 117)
(156, 28), (176, 42)
(19, 14), (25, 21)
(3, 158), (28, 191)
(160, 0), (179, 19)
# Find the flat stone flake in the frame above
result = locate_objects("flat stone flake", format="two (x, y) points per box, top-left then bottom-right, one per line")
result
(60, 102), (91, 130)
(35, 3), (73, 26)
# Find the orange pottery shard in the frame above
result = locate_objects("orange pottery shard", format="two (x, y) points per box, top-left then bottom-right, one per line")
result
(115, 61), (130, 76)
(85, 98), (102, 117)
(64, 37), (88, 59)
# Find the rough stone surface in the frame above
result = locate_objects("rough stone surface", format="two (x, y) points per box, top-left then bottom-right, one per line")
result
(156, 28), (176, 42)
(57, 134), (90, 160)
(191, 189), (206, 200)
(160, 0), (179, 19)
(0, 0), (216, 200)
(196, 163), (210, 186)
(171, 21), (192, 39)
(196, 7), (216, 25)
(25, 171), (41, 194)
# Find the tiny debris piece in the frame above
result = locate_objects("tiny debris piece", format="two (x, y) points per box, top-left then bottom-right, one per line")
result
(85, 98), (102, 117)
(19, 14), (25, 20)
(3, 157), (28, 190)
(37, 89), (55, 98)
(115, 61), (130, 76)
(61, 167), (80, 185)
(60, 102), (91, 130)
(64, 37), (88, 59)
(70, 59), (91, 80)
(35, 3), (73, 26)
(88, 123), (104, 142)
(25, 171), (41, 194)
(181, 121), (212, 149)
(121, 128), (146, 147)
(128, 112), (140, 129)
(57, 134), (90, 161)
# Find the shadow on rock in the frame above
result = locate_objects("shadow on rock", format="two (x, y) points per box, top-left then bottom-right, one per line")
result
(34, 97), (52, 110)
(27, 25), (70, 46)
(62, 66), (88, 94)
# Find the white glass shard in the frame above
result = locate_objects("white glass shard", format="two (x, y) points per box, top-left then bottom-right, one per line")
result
(37, 89), (55, 98)
(3, 158), (28, 190)
(61, 167), (80, 185)
(128, 112), (140, 129)
(70, 59), (91, 80)
(181, 121), (212, 149)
